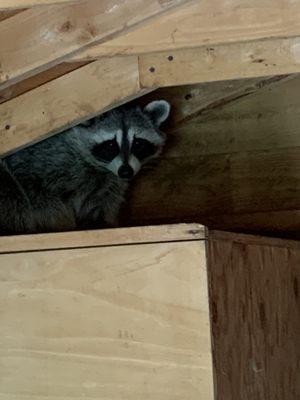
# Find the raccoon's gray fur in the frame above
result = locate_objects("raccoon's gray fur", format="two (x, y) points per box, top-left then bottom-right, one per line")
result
(0, 100), (170, 235)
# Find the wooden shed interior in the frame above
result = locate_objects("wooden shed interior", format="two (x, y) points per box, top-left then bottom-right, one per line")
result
(1, 2), (300, 400)
(1, 0), (300, 238)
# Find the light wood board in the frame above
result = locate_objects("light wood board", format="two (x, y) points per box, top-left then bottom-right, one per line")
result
(72, 0), (300, 59)
(139, 37), (300, 88)
(0, 239), (213, 399)
(0, 0), (188, 89)
(0, 56), (145, 155)
(0, 223), (204, 253)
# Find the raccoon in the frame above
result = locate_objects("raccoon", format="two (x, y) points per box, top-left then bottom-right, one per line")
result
(0, 100), (170, 235)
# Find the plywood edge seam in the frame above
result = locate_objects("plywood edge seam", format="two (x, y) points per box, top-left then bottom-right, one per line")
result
(0, 223), (205, 254)
(208, 230), (300, 250)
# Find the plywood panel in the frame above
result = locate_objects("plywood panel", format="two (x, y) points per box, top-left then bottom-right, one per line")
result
(128, 147), (300, 223)
(0, 0), (188, 89)
(0, 240), (213, 399)
(139, 37), (300, 88)
(138, 75), (289, 127)
(207, 234), (300, 399)
(126, 74), (300, 229)
(72, 0), (300, 59)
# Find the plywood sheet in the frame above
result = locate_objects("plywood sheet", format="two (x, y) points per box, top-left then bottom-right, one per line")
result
(207, 234), (300, 399)
(0, 239), (213, 399)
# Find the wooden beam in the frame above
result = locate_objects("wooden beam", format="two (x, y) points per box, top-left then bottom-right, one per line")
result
(0, 0), (76, 10)
(0, 56), (150, 156)
(71, 0), (300, 60)
(0, 61), (89, 104)
(139, 37), (300, 88)
(0, 223), (204, 254)
(0, 0), (188, 90)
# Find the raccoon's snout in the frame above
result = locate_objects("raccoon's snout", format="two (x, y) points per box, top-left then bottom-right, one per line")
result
(118, 164), (134, 180)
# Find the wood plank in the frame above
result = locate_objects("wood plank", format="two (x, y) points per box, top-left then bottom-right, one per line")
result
(0, 240), (213, 399)
(0, 61), (88, 104)
(137, 75), (290, 128)
(124, 74), (300, 229)
(208, 228), (300, 250)
(139, 37), (300, 88)
(0, 223), (204, 254)
(165, 75), (300, 157)
(72, 0), (300, 60)
(207, 234), (300, 399)
(0, 0), (76, 9)
(0, 56), (148, 156)
(127, 147), (300, 224)
(0, 0), (188, 90)
(203, 211), (300, 239)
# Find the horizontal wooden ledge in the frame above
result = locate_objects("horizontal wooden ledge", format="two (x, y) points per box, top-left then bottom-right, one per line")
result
(138, 37), (300, 88)
(0, 224), (205, 253)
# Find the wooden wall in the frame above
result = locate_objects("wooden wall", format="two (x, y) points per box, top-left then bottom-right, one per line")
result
(207, 230), (300, 399)
(125, 74), (300, 237)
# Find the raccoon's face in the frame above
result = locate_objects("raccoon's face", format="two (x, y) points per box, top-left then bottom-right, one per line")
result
(80, 100), (170, 180)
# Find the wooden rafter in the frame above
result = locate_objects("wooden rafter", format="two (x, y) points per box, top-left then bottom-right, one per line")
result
(0, 0), (189, 89)
(1, 0), (300, 156)
(138, 37), (300, 88)
(71, 0), (300, 60)
(0, 57), (153, 156)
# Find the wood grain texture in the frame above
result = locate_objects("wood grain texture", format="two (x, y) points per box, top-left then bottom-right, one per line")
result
(0, 240), (213, 399)
(0, 61), (88, 104)
(0, 223), (205, 253)
(72, 0), (300, 59)
(0, 56), (146, 156)
(137, 75), (289, 128)
(126, 74), (300, 229)
(0, 0), (188, 89)
(207, 234), (300, 399)
(203, 211), (300, 238)
(128, 147), (300, 222)
(139, 37), (300, 88)
(0, 0), (77, 9)
(208, 229), (300, 250)
(0, 9), (24, 20)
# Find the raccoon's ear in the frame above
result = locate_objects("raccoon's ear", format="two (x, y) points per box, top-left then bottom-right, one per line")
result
(143, 100), (171, 126)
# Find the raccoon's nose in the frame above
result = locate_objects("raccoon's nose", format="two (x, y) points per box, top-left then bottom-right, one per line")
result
(118, 164), (134, 179)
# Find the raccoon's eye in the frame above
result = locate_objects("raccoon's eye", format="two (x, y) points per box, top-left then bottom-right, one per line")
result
(91, 139), (119, 162)
(132, 138), (157, 160)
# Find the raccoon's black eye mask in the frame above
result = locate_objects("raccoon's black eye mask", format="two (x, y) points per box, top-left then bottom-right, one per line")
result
(132, 138), (157, 160)
(91, 140), (119, 162)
